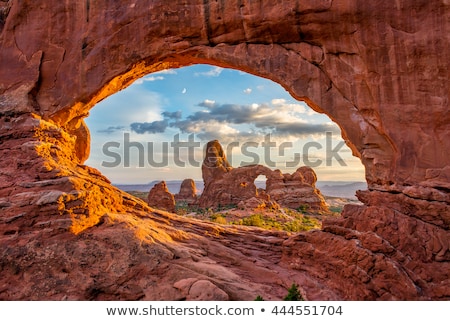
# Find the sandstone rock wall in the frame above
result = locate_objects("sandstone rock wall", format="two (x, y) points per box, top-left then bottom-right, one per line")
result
(0, 0), (448, 300)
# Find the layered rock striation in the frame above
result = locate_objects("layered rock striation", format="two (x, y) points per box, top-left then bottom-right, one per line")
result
(0, 0), (448, 300)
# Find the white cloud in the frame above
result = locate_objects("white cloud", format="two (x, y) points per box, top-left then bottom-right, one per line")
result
(153, 69), (177, 75)
(177, 120), (240, 142)
(271, 98), (307, 115)
(271, 98), (286, 105)
(194, 67), (223, 77)
(144, 76), (165, 82)
(201, 99), (216, 108)
(243, 88), (252, 94)
(187, 120), (239, 135)
(133, 75), (165, 85)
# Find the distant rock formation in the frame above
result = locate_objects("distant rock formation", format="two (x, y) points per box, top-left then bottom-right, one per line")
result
(202, 139), (233, 186)
(237, 190), (280, 211)
(147, 181), (176, 212)
(175, 178), (198, 205)
(199, 140), (328, 212)
(266, 167), (328, 211)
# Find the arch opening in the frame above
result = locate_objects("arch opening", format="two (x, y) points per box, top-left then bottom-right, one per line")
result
(84, 64), (366, 220)
(85, 64), (364, 184)
(255, 175), (267, 191)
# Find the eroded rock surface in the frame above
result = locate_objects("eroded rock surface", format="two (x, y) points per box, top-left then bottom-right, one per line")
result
(266, 167), (328, 211)
(0, 0), (449, 300)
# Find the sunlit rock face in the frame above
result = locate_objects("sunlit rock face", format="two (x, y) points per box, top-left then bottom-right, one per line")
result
(0, 0), (448, 300)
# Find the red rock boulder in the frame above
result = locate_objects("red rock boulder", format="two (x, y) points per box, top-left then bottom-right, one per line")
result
(147, 181), (175, 213)
(175, 179), (198, 205)
(266, 167), (328, 211)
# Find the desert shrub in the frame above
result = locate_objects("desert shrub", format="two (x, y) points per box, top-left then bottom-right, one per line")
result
(302, 216), (321, 228)
(175, 202), (190, 215)
(267, 220), (282, 230)
(210, 214), (227, 225)
(297, 204), (309, 214)
(232, 219), (244, 226)
(255, 284), (304, 301)
(329, 206), (343, 213)
(127, 191), (148, 201)
(215, 216), (227, 224)
(242, 214), (264, 227)
(283, 283), (304, 301)
(284, 221), (309, 232)
(217, 204), (238, 211)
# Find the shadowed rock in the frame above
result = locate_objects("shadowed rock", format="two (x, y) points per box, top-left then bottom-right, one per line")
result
(175, 179), (198, 205)
(148, 181), (175, 213)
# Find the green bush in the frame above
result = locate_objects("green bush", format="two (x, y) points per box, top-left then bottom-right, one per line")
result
(329, 206), (343, 213)
(255, 283), (304, 301)
(217, 204), (238, 211)
(284, 220), (309, 232)
(283, 283), (304, 301)
(175, 202), (190, 215)
(297, 204), (309, 214)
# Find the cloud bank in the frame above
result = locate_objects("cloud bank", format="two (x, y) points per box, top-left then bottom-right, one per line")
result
(97, 126), (126, 134)
(129, 99), (339, 142)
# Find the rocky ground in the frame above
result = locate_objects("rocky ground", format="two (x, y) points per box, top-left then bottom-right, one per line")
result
(128, 190), (348, 233)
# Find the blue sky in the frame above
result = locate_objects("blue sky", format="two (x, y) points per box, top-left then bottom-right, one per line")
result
(85, 64), (365, 184)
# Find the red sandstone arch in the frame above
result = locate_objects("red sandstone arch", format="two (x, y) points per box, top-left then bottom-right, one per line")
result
(2, 0), (448, 190)
(0, 0), (449, 300)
